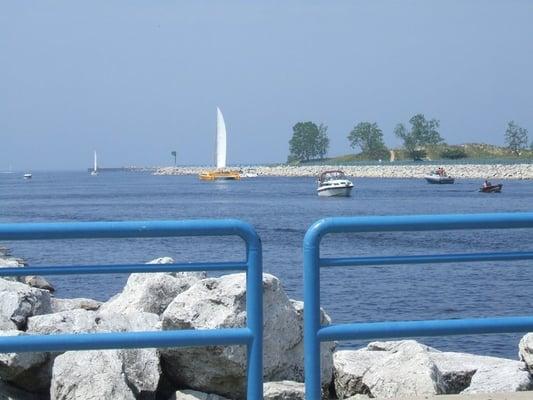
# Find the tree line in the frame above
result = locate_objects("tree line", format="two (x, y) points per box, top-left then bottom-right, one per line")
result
(287, 114), (532, 162)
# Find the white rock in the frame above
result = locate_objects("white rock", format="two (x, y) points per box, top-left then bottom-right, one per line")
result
(51, 350), (136, 400)
(519, 333), (533, 370)
(0, 278), (52, 329)
(0, 330), (48, 392)
(161, 273), (333, 398)
(170, 390), (230, 400)
(50, 297), (102, 313)
(0, 257), (54, 292)
(461, 359), (532, 394)
(99, 256), (205, 316)
(263, 381), (305, 400)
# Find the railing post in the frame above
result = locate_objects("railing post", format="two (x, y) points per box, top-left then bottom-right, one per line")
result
(304, 225), (322, 400)
(246, 232), (263, 399)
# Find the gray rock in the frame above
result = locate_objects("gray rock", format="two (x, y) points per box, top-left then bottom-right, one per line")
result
(333, 349), (389, 398)
(0, 257), (54, 292)
(161, 273), (332, 399)
(51, 350), (136, 400)
(50, 297), (102, 313)
(333, 341), (445, 399)
(170, 390), (230, 400)
(0, 379), (43, 400)
(0, 278), (52, 329)
(461, 359), (532, 394)
(362, 350), (445, 398)
(263, 381), (305, 400)
(25, 309), (161, 394)
(99, 257), (205, 316)
(519, 333), (533, 370)
(0, 331), (49, 393)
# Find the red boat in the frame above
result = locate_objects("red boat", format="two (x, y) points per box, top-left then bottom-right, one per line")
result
(480, 184), (502, 193)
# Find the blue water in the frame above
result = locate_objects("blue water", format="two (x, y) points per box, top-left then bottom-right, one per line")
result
(1, 171), (532, 359)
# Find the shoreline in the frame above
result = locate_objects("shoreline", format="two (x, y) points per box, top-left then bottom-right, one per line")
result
(154, 164), (533, 180)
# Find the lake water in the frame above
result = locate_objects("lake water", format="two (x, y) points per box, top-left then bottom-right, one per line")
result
(1, 171), (532, 359)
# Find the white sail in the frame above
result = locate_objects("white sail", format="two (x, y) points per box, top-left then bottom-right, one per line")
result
(93, 151), (98, 172)
(216, 107), (227, 169)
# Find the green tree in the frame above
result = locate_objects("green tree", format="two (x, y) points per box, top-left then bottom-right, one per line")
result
(394, 114), (444, 160)
(505, 121), (528, 156)
(288, 122), (329, 162)
(347, 122), (388, 160)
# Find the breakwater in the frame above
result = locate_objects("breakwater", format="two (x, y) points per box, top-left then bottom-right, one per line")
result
(154, 163), (533, 179)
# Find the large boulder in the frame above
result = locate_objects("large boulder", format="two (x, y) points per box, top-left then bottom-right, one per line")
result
(334, 341), (445, 398)
(0, 331), (49, 393)
(519, 333), (533, 370)
(170, 390), (230, 400)
(0, 378), (43, 400)
(263, 381), (305, 400)
(23, 310), (161, 394)
(99, 257), (205, 316)
(0, 278), (52, 329)
(51, 350), (136, 400)
(161, 273), (334, 399)
(461, 359), (532, 394)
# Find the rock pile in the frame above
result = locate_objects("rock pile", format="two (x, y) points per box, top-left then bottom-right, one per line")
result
(1, 253), (533, 399)
(154, 163), (533, 180)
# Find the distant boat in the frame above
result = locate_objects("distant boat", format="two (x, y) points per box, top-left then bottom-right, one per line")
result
(91, 151), (98, 176)
(480, 183), (502, 193)
(23, 173), (32, 180)
(317, 170), (354, 197)
(424, 168), (454, 184)
(199, 107), (240, 181)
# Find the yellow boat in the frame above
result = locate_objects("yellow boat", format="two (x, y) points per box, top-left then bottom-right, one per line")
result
(199, 170), (241, 181)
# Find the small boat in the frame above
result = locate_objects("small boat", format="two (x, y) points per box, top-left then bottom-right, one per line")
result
(240, 169), (258, 178)
(317, 170), (354, 197)
(199, 170), (240, 180)
(480, 183), (502, 193)
(91, 151), (99, 176)
(424, 168), (454, 184)
(23, 173), (32, 180)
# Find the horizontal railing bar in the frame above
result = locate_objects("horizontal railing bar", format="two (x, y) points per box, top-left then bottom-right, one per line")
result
(320, 251), (533, 267)
(0, 261), (248, 276)
(0, 328), (253, 353)
(0, 219), (254, 241)
(317, 316), (533, 342)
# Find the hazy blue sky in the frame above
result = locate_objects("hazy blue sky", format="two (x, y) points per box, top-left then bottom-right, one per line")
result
(1, 1), (532, 170)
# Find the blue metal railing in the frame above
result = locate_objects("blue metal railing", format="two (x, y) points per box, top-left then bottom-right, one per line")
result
(303, 212), (533, 400)
(0, 219), (263, 399)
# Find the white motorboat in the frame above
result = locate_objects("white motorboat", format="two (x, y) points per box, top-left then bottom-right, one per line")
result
(23, 173), (32, 180)
(424, 169), (454, 184)
(91, 151), (99, 176)
(317, 170), (354, 197)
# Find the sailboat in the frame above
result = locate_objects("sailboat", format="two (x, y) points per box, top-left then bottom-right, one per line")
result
(199, 107), (240, 180)
(91, 151), (99, 176)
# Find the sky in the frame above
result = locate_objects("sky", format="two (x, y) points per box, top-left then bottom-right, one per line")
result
(1, 1), (532, 170)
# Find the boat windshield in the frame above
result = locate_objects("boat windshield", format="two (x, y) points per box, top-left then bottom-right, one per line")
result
(319, 170), (347, 183)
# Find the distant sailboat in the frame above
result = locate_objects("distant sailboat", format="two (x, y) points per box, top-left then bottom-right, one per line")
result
(91, 151), (99, 176)
(199, 107), (240, 180)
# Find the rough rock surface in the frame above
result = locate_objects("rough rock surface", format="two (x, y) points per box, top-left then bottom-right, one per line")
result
(51, 350), (137, 400)
(0, 278), (52, 329)
(0, 379), (43, 400)
(161, 273), (334, 399)
(461, 360), (532, 394)
(519, 333), (533, 371)
(25, 309), (161, 393)
(50, 297), (102, 313)
(0, 330), (49, 392)
(170, 390), (230, 400)
(99, 257), (205, 316)
(263, 381), (305, 400)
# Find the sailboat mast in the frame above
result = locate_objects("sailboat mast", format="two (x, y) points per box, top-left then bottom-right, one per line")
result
(216, 107), (227, 169)
(94, 151), (98, 172)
